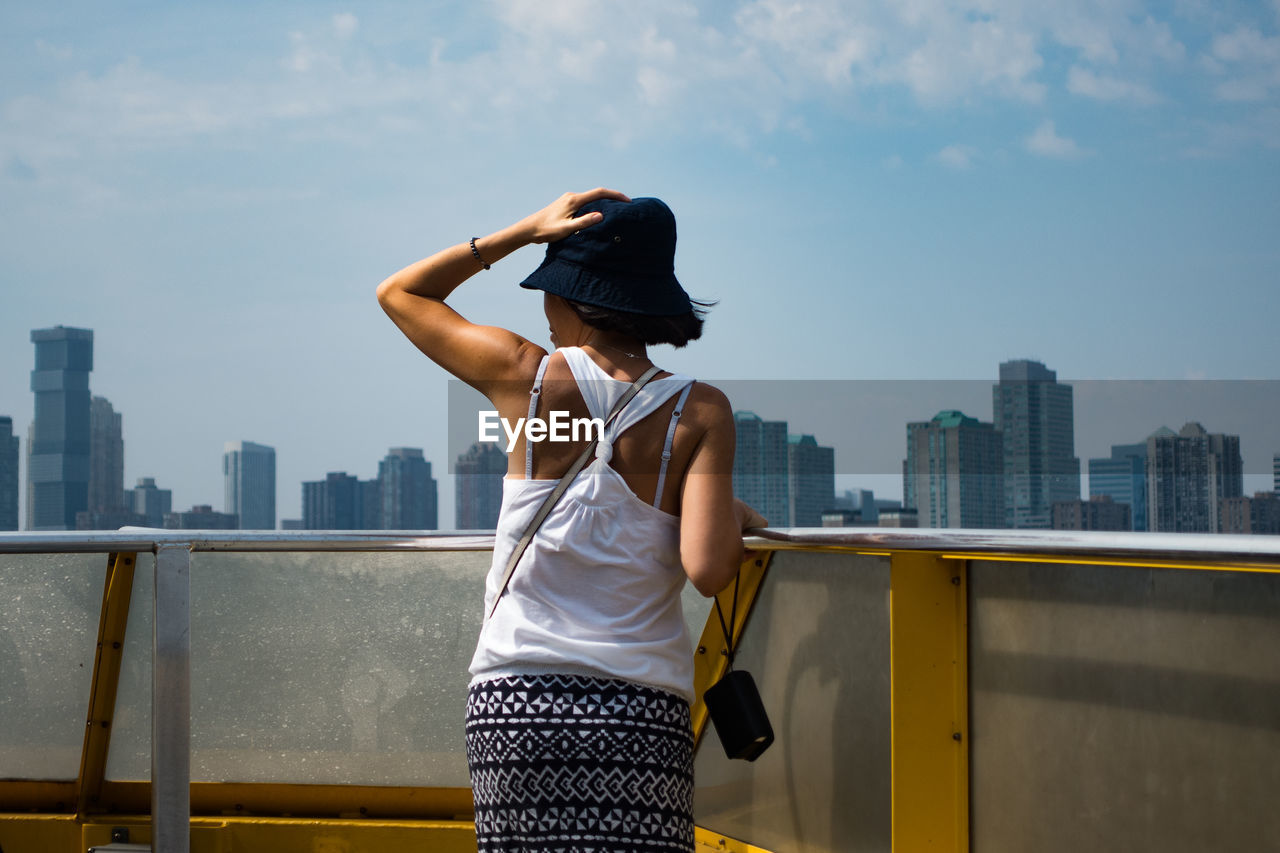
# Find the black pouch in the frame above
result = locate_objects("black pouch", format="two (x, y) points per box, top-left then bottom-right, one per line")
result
(704, 572), (775, 762)
(704, 668), (774, 761)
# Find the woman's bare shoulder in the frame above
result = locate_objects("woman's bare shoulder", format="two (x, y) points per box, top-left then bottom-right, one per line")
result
(679, 381), (734, 428)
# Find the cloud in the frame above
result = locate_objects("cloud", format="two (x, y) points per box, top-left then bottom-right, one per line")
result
(2, 0), (1275, 181)
(1067, 66), (1161, 103)
(1207, 25), (1280, 102)
(332, 13), (359, 40)
(936, 144), (977, 169)
(1025, 120), (1088, 158)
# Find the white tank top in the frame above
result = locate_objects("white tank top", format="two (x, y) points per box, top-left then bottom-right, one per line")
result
(468, 346), (698, 702)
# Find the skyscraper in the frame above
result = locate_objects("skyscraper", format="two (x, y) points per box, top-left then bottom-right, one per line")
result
(1274, 452), (1279, 495)
(732, 411), (790, 529)
(992, 359), (1080, 528)
(0, 417), (18, 531)
(301, 471), (382, 529)
(904, 410), (1004, 529)
(455, 442), (507, 530)
(130, 477), (172, 528)
(1088, 442), (1147, 532)
(787, 434), (835, 527)
(88, 396), (125, 515)
(223, 441), (276, 530)
(28, 326), (93, 530)
(379, 448), (438, 530)
(1146, 422), (1243, 533)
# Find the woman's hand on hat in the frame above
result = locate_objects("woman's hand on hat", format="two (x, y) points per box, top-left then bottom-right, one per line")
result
(520, 188), (631, 244)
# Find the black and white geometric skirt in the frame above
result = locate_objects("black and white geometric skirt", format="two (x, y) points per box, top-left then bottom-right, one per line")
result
(465, 673), (695, 853)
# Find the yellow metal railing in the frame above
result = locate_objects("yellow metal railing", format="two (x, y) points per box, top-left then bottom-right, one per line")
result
(1, 528), (1278, 853)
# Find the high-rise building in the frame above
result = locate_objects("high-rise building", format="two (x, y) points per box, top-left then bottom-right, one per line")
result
(1273, 453), (1279, 495)
(164, 505), (238, 530)
(379, 448), (438, 530)
(787, 434), (835, 527)
(1220, 493), (1280, 535)
(28, 326), (93, 530)
(303, 472), (364, 529)
(993, 359), (1080, 528)
(1088, 442), (1147, 532)
(1052, 495), (1131, 531)
(904, 410), (1004, 529)
(455, 442), (507, 530)
(130, 477), (172, 528)
(361, 478), (383, 530)
(0, 417), (18, 531)
(1146, 423), (1243, 533)
(732, 412), (790, 529)
(223, 441), (276, 530)
(88, 396), (125, 515)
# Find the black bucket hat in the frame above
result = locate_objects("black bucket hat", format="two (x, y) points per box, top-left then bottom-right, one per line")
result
(519, 197), (694, 317)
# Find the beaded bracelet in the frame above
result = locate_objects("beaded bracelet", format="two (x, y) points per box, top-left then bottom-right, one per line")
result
(469, 237), (491, 270)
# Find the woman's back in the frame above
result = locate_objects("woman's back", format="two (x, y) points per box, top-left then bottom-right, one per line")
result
(511, 346), (712, 517)
(470, 346), (702, 702)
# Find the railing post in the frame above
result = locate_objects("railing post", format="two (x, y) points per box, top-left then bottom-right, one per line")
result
(890, 552), (968, 852)
(153, 544), (191, 853)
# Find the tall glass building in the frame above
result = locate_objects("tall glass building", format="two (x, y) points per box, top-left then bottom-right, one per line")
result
(1146, 423), (1242, 533)
(28, 326), (94, 530)
(993, 359), (1080, 529)
(455, 442), (506, 530)
(732, 411), (790, 530)
(88, 396), (125, 515)
(1088, 442), (1147, 532)
(0, 416), (18, 531)
(379, 448), (438, 530)
(904, 410), (1004, 529)
(224, 441), (277, 530)
(787, 434), (835, 527)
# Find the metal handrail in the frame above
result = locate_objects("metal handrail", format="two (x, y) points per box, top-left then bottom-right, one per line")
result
(1, 527), (1279, 565)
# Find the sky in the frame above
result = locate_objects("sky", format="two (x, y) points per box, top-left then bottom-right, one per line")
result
(2, 0), (1278, 525)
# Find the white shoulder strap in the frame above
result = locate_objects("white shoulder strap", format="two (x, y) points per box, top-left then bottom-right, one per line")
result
(653, 381), (694, 507)
(524, 355), (550, 479)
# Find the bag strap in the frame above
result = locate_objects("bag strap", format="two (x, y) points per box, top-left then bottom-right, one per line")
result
(713, 571), (741, 670)
(487, 364), (663, 620)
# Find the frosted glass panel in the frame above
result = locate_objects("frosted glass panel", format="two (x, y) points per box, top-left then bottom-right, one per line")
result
(0, 552), (105, 780)
(110, 549), (493, 785)
(107, 548), (715, 786)
(694, 550), (892, 853)
(104, 552), (154, 781)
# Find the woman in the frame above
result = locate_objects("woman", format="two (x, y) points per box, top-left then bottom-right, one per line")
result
(377, 188), (766, 852)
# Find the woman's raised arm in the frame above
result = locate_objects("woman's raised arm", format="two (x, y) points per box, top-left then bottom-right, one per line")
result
(375, 188), (630, 394)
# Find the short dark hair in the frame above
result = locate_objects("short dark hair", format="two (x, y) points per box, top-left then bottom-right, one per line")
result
(567, 299), (712, 348)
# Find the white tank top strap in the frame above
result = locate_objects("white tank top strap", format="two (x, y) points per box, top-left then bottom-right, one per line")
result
(653, 381), (694, 507)
(558, 347), (692, 435)
(524, 355), (550, 479)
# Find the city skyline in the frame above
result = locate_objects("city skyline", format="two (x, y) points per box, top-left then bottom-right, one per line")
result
(2, 327), (1280, 527)
(2, 3), (1277, 528)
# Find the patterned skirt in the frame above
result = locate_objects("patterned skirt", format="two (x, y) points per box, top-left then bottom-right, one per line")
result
(465, 673), (695, 853)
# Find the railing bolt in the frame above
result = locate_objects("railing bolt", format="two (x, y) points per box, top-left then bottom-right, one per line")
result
(696, 645), (706, 654)
(951, 576), (961, 585)
(952, 732), (963, 741)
